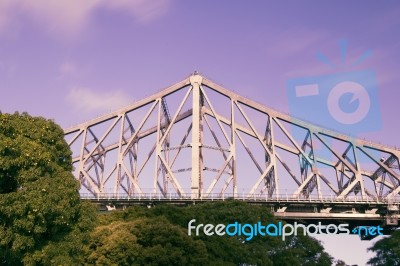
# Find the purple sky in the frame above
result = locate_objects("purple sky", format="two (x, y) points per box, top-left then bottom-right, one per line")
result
(1, 1), (399, 264)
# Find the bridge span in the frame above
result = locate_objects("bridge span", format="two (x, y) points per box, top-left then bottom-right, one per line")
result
(65, 73), (400, 233)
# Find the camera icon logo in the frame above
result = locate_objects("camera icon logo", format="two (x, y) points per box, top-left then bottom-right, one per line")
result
(287, 70), (381, 136)
(327, 80), (370, 125)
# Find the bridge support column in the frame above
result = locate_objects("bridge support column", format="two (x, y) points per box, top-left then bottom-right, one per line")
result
(190, 74), (203, 199)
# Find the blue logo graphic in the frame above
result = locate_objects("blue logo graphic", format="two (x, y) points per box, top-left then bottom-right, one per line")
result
(351, 225), (383, 237)
(286, 40), (382, 163)
(287, 70), (381, 135)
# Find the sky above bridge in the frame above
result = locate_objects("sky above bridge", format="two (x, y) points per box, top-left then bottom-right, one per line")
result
(0, 0), (399, 264)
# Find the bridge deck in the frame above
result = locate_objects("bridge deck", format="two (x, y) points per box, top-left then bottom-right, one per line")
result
(82, 193), (400, 234)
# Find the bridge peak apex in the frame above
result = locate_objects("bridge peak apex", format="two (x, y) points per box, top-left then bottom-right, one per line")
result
(190, 71), (203, 85)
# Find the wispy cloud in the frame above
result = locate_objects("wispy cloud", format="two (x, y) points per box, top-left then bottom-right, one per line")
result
(66, 87), (133, 113)
(0, 0), (100, 37)
(0, 0), (171, 38)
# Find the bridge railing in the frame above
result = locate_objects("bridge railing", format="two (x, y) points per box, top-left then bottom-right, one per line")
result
(80, 192), (400, 204)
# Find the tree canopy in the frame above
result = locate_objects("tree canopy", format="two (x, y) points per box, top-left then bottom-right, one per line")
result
(368, 230), (400, 266)
(0, 112), (96, 265)
(85, 217), (208, 266)
(91, 201), (333, 266)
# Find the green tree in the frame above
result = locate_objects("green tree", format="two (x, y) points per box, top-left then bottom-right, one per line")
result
(335, 259), (349, 266)
(0, 112), (96, 265)
(154, 201), (332, 266)
(270, 234), (333, 266)
(368, 230), (400, 266)
(85, 217), (208, 265)
(96, 201), (333, 266)
(85, 221), (141, 265)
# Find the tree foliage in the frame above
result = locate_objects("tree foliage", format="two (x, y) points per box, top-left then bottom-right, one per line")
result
(85, 218), (208, 266)
(92, 201), (333, 266)
(368, 230), (400, 266)
(0, 113), (96, 265)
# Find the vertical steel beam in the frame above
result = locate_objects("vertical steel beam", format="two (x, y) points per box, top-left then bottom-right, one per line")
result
(231, 99), (237, 197)
(154, 99), (162, 194)
(268, 116), (279, 198)
(115, 114), (126, 194)
(190, 74), (203, 199)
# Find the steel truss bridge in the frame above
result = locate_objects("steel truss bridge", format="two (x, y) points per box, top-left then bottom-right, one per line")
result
(65, 73), (400, 233)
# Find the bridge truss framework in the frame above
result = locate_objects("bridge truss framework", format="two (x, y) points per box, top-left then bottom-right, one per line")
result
(65, 73), (400, 228)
